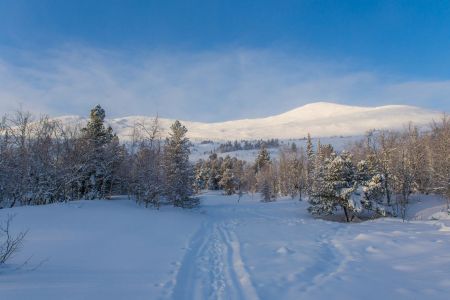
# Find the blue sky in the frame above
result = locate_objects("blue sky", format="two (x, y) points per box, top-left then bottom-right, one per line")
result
(0, 0), (449, 121)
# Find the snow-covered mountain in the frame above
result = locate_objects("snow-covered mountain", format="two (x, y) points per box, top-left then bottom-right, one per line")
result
(55, 102), (443, 141)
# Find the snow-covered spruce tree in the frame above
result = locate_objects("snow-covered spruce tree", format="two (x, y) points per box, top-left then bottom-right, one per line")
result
(254, 144), (278, 201)
(308, 151), (358, 222)
(308, 150), (335, 217)
(356, 160), (386, 216)
(257, 165), (277, 202)
(163, 120), (194, 207)
(218, 156), (238, 195)
(255, 144), (271, 173)
(193, 159), (208, 193)
(207, 153), (222, 190)
(79, 105), (122, 200)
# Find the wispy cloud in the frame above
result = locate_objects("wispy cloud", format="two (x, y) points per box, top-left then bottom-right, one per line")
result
(0, 46), (448, 122)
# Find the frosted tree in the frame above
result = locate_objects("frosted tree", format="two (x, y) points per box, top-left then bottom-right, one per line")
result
(232, 159), (246, 199)
(130, 117), (164, 208)
(356, 160), (386, 216)
(219, 168), (236, 195)
(309, 152), (358, 222)
(290, 148), (307, 200)
(278, 148), (291, 196)
(207, 153), (222, 190)
(278, 146), (306, 200)
(0, 111), (33, 207)
(387, 127), (421, 218)
(306, 133), (314, 194)
(255, 144), (271, 173)
(257, 165), (277, 202)
(428, 116), (450, 210)
(78, 105), (121, 199)
(377, 131), (396, 205)
(242, 164), (257, 197)
(218, 156), (238, 195)
(193, 159), (208, 193)
(163, 120), (194, 207)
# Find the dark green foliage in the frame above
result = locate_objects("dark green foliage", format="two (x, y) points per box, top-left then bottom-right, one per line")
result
(163, 120), (193, 207)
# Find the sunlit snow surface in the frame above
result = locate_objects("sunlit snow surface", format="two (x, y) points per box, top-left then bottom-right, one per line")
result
(1, 193), (450, 299)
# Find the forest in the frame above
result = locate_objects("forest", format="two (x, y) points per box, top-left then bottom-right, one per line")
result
(0, 105), (449, 223)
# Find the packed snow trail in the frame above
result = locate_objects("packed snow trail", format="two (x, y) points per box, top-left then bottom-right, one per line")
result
(172, 207), (259, 299)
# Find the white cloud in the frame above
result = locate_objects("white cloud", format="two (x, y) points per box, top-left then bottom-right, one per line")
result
(0, 46), (448, 121)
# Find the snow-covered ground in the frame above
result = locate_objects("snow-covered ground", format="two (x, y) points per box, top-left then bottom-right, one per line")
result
(1, 193), (450, 299)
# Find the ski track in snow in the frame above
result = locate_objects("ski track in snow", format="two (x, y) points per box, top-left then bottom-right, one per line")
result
(172, 215), (258, 300)
(171, 200), (351, 300)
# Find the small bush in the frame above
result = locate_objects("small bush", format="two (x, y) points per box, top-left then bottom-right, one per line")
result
(0, 215), (27, 265)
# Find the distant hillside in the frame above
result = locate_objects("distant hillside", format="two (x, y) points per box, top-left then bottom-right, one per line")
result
(54, 102), (443, 140)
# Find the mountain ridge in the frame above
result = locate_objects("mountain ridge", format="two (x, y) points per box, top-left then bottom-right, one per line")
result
(54, 102), (443, 141)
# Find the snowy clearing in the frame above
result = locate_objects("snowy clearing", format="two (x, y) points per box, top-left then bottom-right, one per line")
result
(1, 193), (450, 300)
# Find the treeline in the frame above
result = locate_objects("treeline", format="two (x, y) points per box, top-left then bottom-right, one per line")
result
(194, 142), (306, 201)
(215, 139), (280, 153)
(0, 105), (195, 209)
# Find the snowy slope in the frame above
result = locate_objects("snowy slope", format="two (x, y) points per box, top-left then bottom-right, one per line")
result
(1, 193), (450, 300)
(54, 102), (443, 141)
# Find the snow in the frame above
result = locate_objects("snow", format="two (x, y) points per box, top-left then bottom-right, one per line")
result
(0, 199), (204, 299)
(406, 194), (450, 221)
(53, 102), (443, 141)
(1, 193), (450, 299)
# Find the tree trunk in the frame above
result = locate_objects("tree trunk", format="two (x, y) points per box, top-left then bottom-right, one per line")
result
(343, 206), (350, 222)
